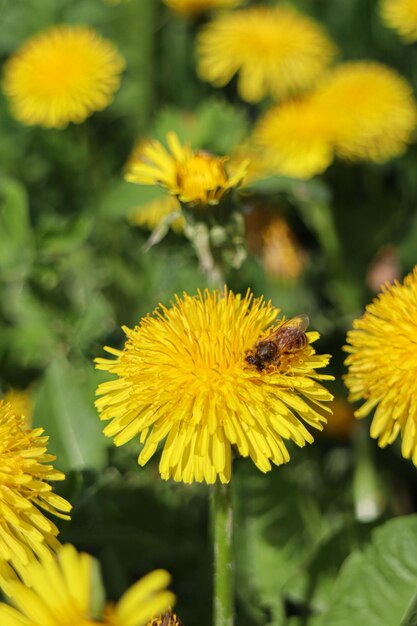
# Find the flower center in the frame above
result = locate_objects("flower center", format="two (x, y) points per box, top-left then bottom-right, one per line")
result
(176, 152), (228, 202)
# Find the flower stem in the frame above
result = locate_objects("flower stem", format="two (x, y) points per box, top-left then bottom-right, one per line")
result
(211, 481), (234, 626)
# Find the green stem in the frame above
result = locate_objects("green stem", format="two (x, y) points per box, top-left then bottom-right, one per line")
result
(211, 481), (234, 626)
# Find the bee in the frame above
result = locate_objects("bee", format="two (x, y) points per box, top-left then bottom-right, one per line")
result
(246, 314), (309, 372)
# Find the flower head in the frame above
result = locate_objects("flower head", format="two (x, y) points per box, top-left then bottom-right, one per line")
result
(95, 290), (333, 484)
(3, 25), (125, 128)
(197, 6), (336, 103)
(314, 62), (417, 162)
(0, 401), (71, 594)
(254, 97), (335, 178)
(380, 0), (417, 42)
(0, 543), (174, 626)
(164, 0), (241, 17)
(344, 267), (417, 464)
(125, 132), (248, 208)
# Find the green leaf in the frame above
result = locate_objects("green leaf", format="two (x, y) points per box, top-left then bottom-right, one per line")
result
(315, 515), (417, 626)
(33, 356), (107, 472)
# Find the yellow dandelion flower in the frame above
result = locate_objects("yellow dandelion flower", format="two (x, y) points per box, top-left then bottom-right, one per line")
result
(164, 0), (241, 17)
(314, 62), (417, 162)
(2, 387), (33, 426)
(0, 401), (71, 594)
(125, 132), (248, 208)
(254, 97), (335, 179)
(3, 25), (125, 129)
(197, 6), (336, 103)
(380, 0), (417, 42)
(344, 267), (417, 464)
(95, 289), (333, 485)
(0, 543), (174, 626)
(129, 196), (185, 233)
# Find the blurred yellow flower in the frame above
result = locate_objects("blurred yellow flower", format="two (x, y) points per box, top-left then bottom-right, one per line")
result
(254, 97), (335, 179)
(344, 267), (417, 464)
(125, 132), (248, 208)
(314, 62), (417, 162)
(0, 543), (174, 626)
(164, 0), (241, 17)
(3, 26), (125, 128)
(261, 216), (307, 280)
(380, 0), (417, 41)
(95, 289), (333, 484)
(0, 401), (71, 594)
(129, 196), (185, 233)
(197, 6), (336, 103)
(2, 387), (33, 426)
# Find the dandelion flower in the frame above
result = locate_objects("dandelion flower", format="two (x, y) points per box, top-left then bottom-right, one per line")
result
(3, 25), (125, 128)
(254, 97), (335, 179)
(164, 0), (241, 17)
(314, 62), (417, 162)
(344, 267), (417, 464)
(125, 132), (248, 208)
(380, 0), (417, 42)
(95, 289), (333, 484)
(0, 543), (174, 626)
(129, 196), (185, 233)
(0, 401), (71, 594)
(197, 6), (336, 103)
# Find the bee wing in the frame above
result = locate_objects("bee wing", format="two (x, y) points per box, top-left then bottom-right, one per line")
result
(281, 314), (310, 332)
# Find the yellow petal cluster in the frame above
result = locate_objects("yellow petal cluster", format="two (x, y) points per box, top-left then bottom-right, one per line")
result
(95, 289), (333, 484)
(254, 61), (417, 178)
(164, 0), (241, 17)
(0, 543), (174, 626)
(197, 6), (336, 103)
(344, 267), (417, 464)
(380, 0), (417, 42)
(0, 401), (71, 594)
(316, 62), (417, 162)
(254, 97), (335, 179)
(125, 132), (248, 208)
(3, 26), (125, 128)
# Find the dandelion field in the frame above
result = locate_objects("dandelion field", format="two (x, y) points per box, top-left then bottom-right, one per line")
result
(1, 0), (417, 625)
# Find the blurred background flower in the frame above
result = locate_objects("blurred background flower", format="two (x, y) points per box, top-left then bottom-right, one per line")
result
(2, 25), (124, 128)
(380, 0), (417, 42)
(254, 97), (335, 178)
(314, 62), (417, 163)
(197, 5), (336, 103)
